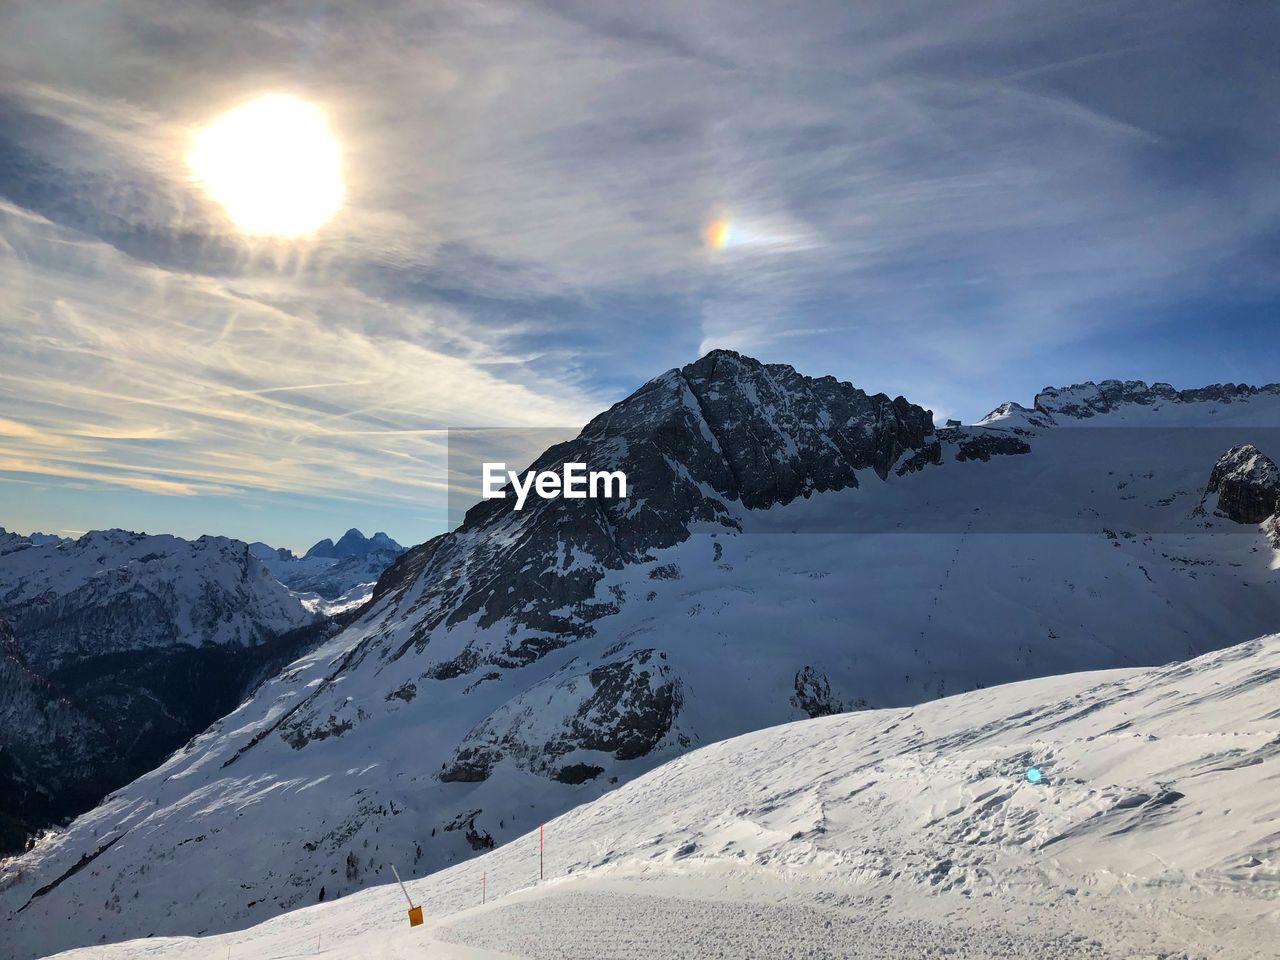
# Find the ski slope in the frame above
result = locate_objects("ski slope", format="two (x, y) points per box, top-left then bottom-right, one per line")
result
(40, 633), (1280, 960)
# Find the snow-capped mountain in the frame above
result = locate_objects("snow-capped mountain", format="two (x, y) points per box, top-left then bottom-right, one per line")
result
(978, 377), (1280, 429)
(0, 530), (63, 558)
(3, 350), (1278, 958)
(249, 530), (406, 608)
(45, 630), (1280, 960)
(0, 530), (320, 857)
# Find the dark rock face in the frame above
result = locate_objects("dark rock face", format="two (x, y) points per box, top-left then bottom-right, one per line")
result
(0, 615), (340, 855)
(442, 811), (496, 851)
(371, 350), (935, 676)
(791, 666), (851, 719)
(895, 427), (1033, 476)
(1206, 445), (1280, 525)
(896, 440), (943, 476)
(678, 351), (935, 503)
(554, 762), (605, 784)
(953, 434), (1033, 463)
(648, 563), (682, 581)
(440, 649), (683, 783)
(0, 618), (108, 854)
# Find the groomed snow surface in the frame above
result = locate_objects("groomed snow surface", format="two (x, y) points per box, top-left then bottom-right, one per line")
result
(46, 634), (1280, 960)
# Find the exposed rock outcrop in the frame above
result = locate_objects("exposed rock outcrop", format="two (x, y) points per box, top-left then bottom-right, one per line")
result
(1206, 445), (1280, 525)
(440, 649), (684, 784)
(792, 666), (849, 719)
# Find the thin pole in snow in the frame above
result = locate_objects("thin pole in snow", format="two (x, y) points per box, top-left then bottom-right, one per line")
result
(539, 823), (544, 881)
(482, 871), (486, 904)
(390, 864), (414, 909)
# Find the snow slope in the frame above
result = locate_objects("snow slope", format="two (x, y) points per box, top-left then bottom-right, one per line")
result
(41, 632), (1280, 960)
(3, 353), (1279, 957)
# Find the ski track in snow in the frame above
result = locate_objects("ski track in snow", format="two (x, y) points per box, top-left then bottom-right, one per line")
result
(434, 885), (1114, 960)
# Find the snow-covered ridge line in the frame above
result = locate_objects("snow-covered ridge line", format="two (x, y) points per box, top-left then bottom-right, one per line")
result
(1036, 377), (1280, 417)
(981, 377), (1280, 428)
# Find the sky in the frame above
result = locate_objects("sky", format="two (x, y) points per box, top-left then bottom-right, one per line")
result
(0, 0), (1277, 552)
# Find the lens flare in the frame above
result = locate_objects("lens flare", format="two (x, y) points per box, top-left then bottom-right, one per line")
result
(189, 94), (344, 237)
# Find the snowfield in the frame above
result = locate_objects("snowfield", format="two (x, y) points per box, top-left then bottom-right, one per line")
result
(39, 632), (1280, 960)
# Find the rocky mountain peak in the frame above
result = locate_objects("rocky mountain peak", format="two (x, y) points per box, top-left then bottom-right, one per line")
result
(375, 350), (935, 673)
(677, 349), (933, 496)
(304, 529), (404, 561)
(303, 537), (336, 559)
(332, 528), (368, 556)
(974, 401), (1057, 433)
(1206, 444), (1280, 525)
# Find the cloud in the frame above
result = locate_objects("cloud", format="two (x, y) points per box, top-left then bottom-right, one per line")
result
(1, 0), (1278, 540)
(0, 200), (602, 511)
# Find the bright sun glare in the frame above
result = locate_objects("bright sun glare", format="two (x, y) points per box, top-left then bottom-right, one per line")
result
(189, 94), (344, 237)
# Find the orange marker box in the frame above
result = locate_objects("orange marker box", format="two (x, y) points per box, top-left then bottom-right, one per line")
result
(408, 905), (424, 927)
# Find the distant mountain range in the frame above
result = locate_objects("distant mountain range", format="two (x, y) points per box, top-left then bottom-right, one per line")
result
(249, 529), (407, 608)
(0, 530), (337, 856)
(0, 527), (408, 856)
(4, 350), (1276, 959)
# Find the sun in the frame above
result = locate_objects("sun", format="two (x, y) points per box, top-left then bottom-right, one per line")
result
(189, 94), (344, 237)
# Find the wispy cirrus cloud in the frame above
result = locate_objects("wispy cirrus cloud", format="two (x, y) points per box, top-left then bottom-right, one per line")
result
(0, 198), (603, 534)
(1, 0), (1279, 546)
